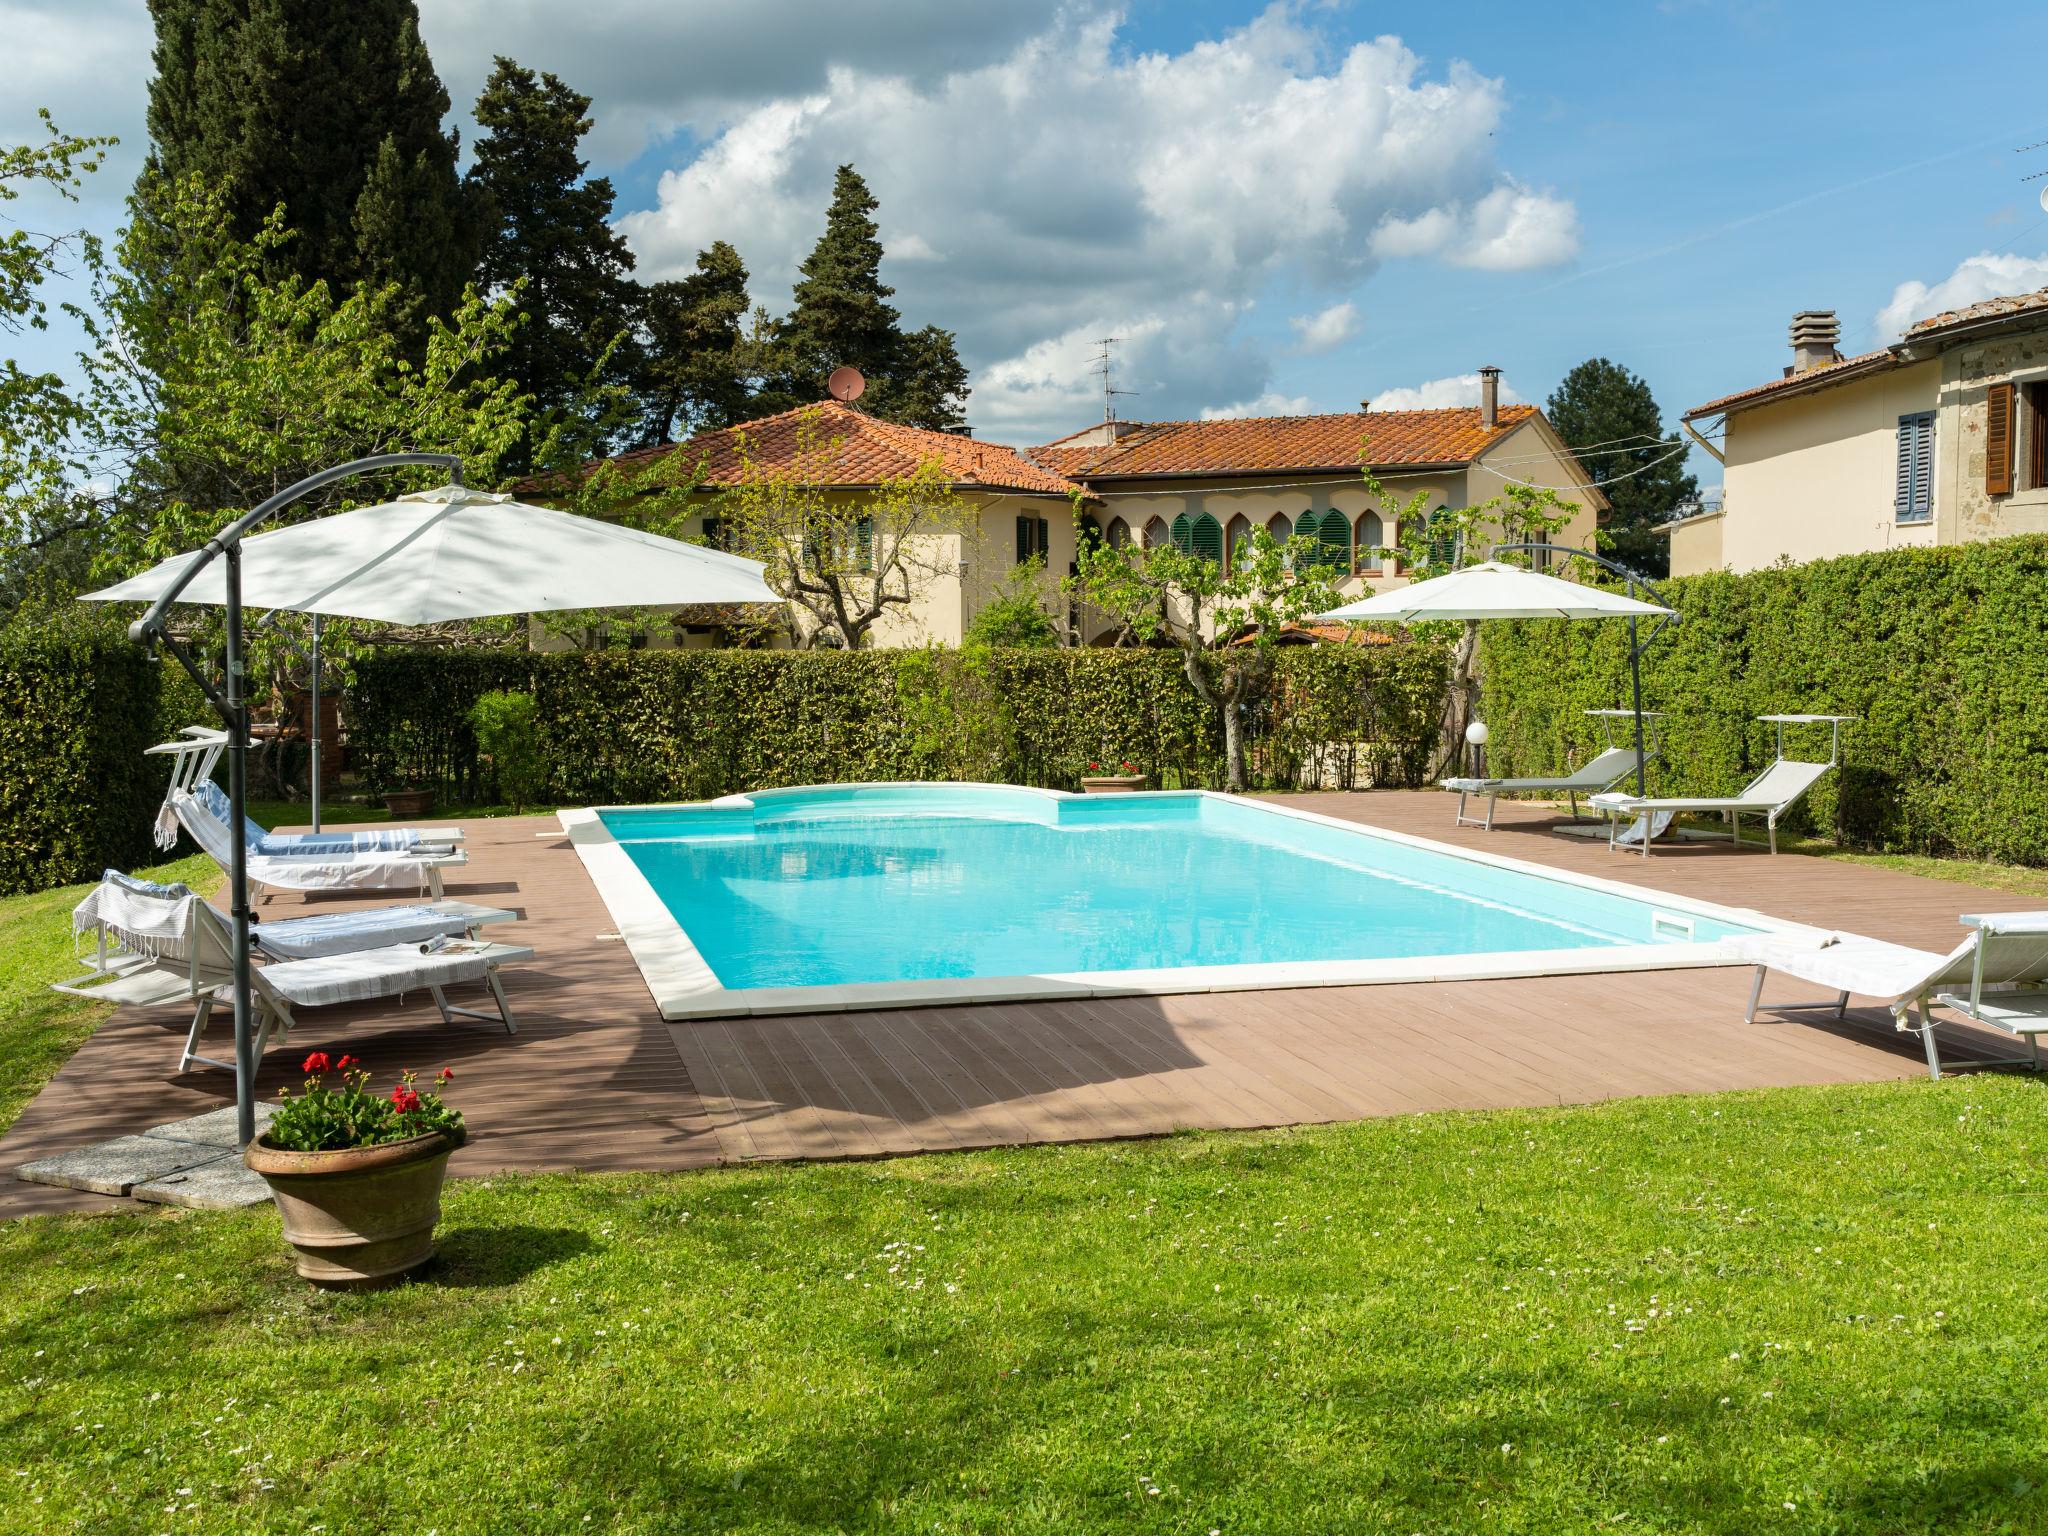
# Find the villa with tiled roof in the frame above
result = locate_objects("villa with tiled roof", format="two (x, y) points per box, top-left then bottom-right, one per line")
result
(1028, 373), (1605, 630)
(1667, 291), (2048, 575)
(555, 371), (1605, 650)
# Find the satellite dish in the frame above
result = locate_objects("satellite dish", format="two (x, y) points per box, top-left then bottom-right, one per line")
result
(2040, 183), (2048, 215)
(827, 366), (866, 403)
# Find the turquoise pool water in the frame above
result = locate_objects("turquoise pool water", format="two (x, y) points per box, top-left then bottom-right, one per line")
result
(598, 787), (1761, 993)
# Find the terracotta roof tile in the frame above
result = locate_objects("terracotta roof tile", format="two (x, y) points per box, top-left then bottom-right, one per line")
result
(1027, 406), (1537, 478)
(1682, 349), (1898, 420)
(561, 400), (1082, 498)
(1906, 285), (2048, 340)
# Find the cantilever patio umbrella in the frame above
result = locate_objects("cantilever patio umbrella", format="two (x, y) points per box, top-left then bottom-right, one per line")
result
(1316, 547), (1677, 796)
(83, 456), (783, 1146)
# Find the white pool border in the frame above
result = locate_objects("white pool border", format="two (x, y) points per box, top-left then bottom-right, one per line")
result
(558, 785), (1831, 1021)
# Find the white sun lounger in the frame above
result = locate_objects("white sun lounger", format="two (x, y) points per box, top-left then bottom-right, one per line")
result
(1588, 714), (1853, 857)
(1736, 913), (2048, 1080)
(58, 871), (528, 1073)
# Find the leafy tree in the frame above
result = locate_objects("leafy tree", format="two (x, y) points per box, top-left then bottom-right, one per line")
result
(0, 112), (115, 614)
(716, 408), (976, 649)
(135, 0), (474, 340)
(764, 165), (969, 431)
(1544, 357), (1697, 578)
(632, 241), (757, 444)
(465, 58), (638, 456)
(964, 557), (1061, 648)
(1066, 519), (1340, 791)
(23, 175), (527, 708)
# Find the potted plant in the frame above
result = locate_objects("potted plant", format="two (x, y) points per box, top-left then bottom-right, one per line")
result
(1080, 759), (1147, 793)
(245, 1054), (463, 1289)
(383, 784), (436, 818)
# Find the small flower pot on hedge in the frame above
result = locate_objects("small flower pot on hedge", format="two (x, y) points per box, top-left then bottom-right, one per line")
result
(245, 1055), (463, 1289)
(1079, 759), (1147, 793)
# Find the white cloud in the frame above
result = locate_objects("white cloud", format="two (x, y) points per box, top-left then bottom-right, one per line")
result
(1366, 183), (1578, 271)
(618, 5), (1577, 440)
(1875, 251), (2048, 340)
(1368, 372), (1525, 412)
(1288, 301), (1361, 354)
(0, 0), (1578, 443)
(1202, 392), (1318, 420)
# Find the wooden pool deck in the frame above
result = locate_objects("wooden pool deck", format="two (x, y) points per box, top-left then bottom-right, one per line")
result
(3, 790), (2029, 1219)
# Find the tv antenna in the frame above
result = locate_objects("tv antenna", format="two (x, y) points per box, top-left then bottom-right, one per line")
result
(1092, 336), (1136, 424)
(2017, 137), (2048, 212)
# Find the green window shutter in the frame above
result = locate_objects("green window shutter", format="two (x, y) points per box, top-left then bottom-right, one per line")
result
(1311, 509), (1350, 571)
(854, 517), (874, 573)
(1191, 512), (1222, 563)
(1426, 510), (1459, 567)
(1036, 517), (1050, 558)
(1171, 513), (1193, 553)
(1016, 515), (1031, 564)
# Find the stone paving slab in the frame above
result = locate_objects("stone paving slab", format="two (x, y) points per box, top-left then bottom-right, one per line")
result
(16, 1103), (277, 1206)
(143, 1103), (274, 1149)
(17, 1135), (232, 1196)
(132, 1157), (270, 1210)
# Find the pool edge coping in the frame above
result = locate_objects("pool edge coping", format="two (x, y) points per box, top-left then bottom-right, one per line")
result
(558, 785), (1838, 1021)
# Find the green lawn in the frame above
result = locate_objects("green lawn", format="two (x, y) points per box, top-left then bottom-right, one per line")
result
(0, 853), (214, 1135)
(4, 1080), (2046, 1533)
(6, 816), (2048, 1531)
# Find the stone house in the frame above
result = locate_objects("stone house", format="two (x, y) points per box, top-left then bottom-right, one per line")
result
(1668, 289), (2048, 576)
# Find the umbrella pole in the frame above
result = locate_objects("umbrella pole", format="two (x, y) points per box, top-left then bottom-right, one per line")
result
(309, 615), (322, 835)
(1627, 611), (1646, 797)
(224, 548), (257, 1148)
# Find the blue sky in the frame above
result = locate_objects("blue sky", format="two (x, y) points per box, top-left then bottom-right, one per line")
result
(6, 0), (2048, 487)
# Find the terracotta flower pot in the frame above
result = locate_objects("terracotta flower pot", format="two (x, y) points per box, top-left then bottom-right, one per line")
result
(383, 787), (435, 818)
(245, 1131), (458, 1288)
(1080, 774), (1147, 794)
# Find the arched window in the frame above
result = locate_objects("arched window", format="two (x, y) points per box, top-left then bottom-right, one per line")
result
(1224, 513), (1254, 573)
(1266, 512), (1292, 542)
(1354, 510), (1384, 574)
(1106, 516), (1132, 549)
(1188, 512), (1222, 562)
(1076, 514), (1103, 553)
(1170, 512), (1191, 552)
(1143, 515), (1169, 549)
(1300, 508), (1351, 573)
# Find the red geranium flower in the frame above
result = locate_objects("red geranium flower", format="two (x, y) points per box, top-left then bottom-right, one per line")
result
(336, 1055), (360, 1072)
(389, 1085), (422, 1114)
(437, 1067), (454, 1083)
(302, 1052), (331, 1074)
(1088, 761), (1101, 771)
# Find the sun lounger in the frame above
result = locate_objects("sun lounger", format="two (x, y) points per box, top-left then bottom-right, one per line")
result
(172, 785), (468, 898)
(189, 778), (462, 857)
(1736, 912), (2048, 1079)
(1588, 714), (1853, 857)
(59, 871), (528, 1073)
(1442, 745), (1647, 830)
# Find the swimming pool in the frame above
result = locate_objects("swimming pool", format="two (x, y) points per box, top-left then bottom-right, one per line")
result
(561, 785), (1803, 1019)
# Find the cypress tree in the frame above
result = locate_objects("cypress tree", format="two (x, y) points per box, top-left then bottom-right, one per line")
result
(766, 164), (970, 431)
(138, 0), (473, 332)
(464, 57), (638, 449)
(1545, 358), (1698, 579)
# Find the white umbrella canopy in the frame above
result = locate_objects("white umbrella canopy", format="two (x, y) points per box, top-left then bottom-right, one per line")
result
(83, 484), (779, 621)
(1316, 561), (1672, 623)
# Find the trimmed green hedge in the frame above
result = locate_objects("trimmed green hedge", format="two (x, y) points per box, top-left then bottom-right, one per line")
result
(349, 643), (1449, 804)
(1477, 536), (2048, 862)
(0, 622), (202, 896)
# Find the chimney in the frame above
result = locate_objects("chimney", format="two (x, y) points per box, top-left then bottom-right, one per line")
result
(1477, 366), (1501, 430)
(1788, 310), (1841, 374)
(1358, 397), (1372, 412)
